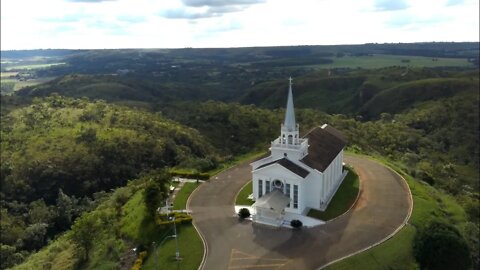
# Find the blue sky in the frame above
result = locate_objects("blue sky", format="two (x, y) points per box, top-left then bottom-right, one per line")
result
(1, 0), (478, 50)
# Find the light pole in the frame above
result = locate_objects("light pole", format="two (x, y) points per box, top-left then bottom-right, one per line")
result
(166, 199), (180, 260)
(172, 216), (180, 260)
(153, 233), (176, 270)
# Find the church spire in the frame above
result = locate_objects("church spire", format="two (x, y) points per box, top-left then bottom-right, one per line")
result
(283, 77), (296, 132)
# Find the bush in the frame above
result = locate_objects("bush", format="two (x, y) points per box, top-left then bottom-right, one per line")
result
(414, 220), (471, 270)
(170, 171), (210, 180)
(290, 219), (303, 229)
(131, 251), (147, 270)
(238, 208), (251, 219)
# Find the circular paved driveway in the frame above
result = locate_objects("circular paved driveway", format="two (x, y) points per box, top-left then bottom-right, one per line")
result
(188, 155), (412, 270)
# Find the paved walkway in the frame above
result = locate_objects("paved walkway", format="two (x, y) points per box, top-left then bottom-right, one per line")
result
(188, 155), (412, 270)
(233, 206), (325, 228)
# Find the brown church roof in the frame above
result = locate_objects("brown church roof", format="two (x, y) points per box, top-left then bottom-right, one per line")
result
(301, 125), (347, 172)
(256, 158), (310, 178)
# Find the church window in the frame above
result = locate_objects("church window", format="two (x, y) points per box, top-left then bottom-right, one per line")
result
(258, 180), (263, 198)
(273, 179), (283, 190)
(293, 185), (298, 209)
(286, 184), (291, 207)
(288, 135), (293, 144)
(265, 180), (271, 193)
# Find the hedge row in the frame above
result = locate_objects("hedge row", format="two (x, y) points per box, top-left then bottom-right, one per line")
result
(170, 171), (210, 180)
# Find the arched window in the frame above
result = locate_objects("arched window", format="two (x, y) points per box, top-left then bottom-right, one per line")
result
(273, 179), (284, 191)
(288, 135), (293, 144)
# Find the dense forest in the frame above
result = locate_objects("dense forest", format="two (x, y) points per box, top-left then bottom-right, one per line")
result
(1, 44), (479, 269)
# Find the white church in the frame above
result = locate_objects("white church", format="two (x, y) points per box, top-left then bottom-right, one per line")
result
(250, 78), (348, 226)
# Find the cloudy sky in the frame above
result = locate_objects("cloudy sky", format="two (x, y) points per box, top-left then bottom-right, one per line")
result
(1, 0), (478, 50)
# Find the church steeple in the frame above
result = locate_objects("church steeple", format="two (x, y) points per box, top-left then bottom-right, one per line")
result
(269, 77), (308, 160)
(284, 77), (296, 132)
(280, 77), (299, 146)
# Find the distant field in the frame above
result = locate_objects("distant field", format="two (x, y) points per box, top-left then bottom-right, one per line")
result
(3, 62), (65, 71)
(311, 54), (472, 69)
(0, 77), (56, 94)
(1, 71), (18, 78)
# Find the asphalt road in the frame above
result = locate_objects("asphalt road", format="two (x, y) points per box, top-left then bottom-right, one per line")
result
(188, 154), (412, 270)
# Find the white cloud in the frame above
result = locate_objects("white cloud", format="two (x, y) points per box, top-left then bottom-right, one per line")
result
(0, 0), (478, 50)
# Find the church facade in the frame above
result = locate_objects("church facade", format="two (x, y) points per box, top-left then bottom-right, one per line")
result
(250, 78), (347, 226)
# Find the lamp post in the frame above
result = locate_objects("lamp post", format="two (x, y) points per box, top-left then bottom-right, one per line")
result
(153, 233), (176, 270)
(172, 216), (180, 260)
(166, 199), (180, 260)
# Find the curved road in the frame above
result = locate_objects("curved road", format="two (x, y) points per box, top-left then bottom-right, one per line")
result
(188, 155), (412, 270)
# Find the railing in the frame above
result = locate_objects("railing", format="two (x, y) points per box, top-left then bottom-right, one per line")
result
(271, 139), (308, 149)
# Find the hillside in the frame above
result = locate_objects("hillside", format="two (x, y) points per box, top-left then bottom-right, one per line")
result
(0, 96), (219, 268)
(240, 67), (479, 118)
(9, 93), (479, 269)
(1, 44), (479, 269)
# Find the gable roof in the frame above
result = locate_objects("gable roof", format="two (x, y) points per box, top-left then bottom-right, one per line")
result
(301, 125), (347, 172)
(256, 157), (310, 178)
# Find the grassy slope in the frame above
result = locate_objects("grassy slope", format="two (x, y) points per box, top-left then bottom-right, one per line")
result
(173, 182), (200, 210)
(308, 166), (359, 221)
(325, 153), (468, 270)
(13, 181), (204, 270)
(141, 224), (203, 270)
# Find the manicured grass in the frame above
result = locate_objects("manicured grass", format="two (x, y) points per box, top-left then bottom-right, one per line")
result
(307, 167), (359, 221)
(325, 225), (417, 270)
(236, 181), (254, 205)
(141, 224), (203, 270)
(173, 182), (200, 210)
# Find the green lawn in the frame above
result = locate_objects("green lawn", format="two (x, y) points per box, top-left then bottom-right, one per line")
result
(325, 225), (417, 270)
(307, 167), (359, 221)
(235, 181), (254, 205)
(141, 224), (203, 270)
(173, 182), (200, 210)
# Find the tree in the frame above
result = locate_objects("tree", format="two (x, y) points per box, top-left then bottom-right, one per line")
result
(414, 220), (471, 270)
(70, 212), (100, 261)
(19, 223), (48, 251)
(144, 182), (163, 216)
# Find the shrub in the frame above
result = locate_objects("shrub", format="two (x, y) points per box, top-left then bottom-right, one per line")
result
(170, 171), (210, 180)
(238, 208), (251, 219)
(414, 220), (471, 270)
(131, 251), (147, 270)
(290, 219), (303, 229)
